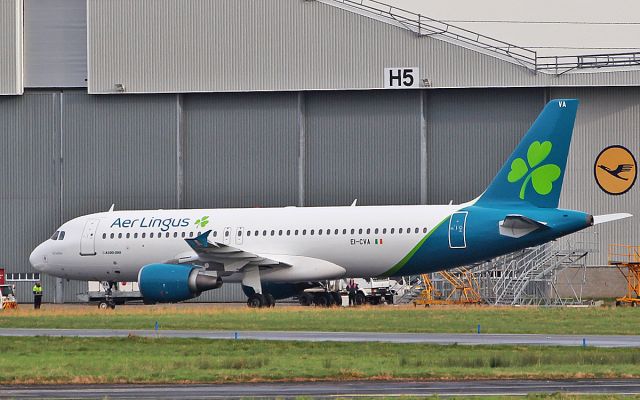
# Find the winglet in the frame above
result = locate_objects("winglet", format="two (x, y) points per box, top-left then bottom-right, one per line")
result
(108, 204), (115, 212)
(593, 213), (633, 225)
(351, 199), (357, 207)
(185, 230), (212, 250)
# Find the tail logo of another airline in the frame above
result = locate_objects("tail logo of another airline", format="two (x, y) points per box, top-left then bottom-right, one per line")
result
(507, 140), (561, 200)
(194, 216), (210, 228)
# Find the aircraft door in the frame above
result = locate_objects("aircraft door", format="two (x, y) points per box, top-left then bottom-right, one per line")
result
(80, 218), (100, 256)
(448, 211), (468, 249)
(235, 227), (244, 245)
(223, 227), (232, 245)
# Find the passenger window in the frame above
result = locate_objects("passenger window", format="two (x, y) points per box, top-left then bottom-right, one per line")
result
(247, 231), (251, 237)
(342, 229), (347, 234)
(102, 233), (106, 239)
(212, 231), (217, 237)
(366, 228), (371, 234)
(197, 231), (201, 236)
(407, 228), (411, 234)
(374, 228), (379, 234)
(318, 230), (322, 235)
(159, 233), (163, 239)
(142, 233), (146, 238)
(225, 230), (230, 237)
(58, 231), (65, 240)
(110, 233), (115, 239)
(150, 233), (154, 238)
(302, 229), (307, 235)
(263, 230), (267, 236)
(358, 229), (363, 234)
(310, 230), (315, 236)
(255, 230), (259, 236)
(279, 230), (283, 236)
(295, 230), (299, 235)
(286, 230), (291, 236)
(390, 228), (395, 234)
(134, 233), (138, 239)
(415, 228), (419, 234)
(351, 229), (355, 234)
(50, 231), (59, 240)
(238, 231), (242, 237)
(181, 232), (185, 238)
(173, 232), (178, 238)
(335, 229), (339, 235)
(423, 227), (427, 233)
(118, 233), (123, 239)
(383, 228), (387, 234)
(126, 233), (130, 239)
(399, 228), (403, 234)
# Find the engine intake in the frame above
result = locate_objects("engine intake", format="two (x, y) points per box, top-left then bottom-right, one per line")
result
(138, 264), (222, 303)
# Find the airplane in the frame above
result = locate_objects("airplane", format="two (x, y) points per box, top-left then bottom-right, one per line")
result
(29, 99), (631, 308)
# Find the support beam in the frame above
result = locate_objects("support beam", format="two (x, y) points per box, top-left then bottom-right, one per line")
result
(297, 91), (306, 207)
(176, 94), (184, 209)
(419, 90), (428, 205)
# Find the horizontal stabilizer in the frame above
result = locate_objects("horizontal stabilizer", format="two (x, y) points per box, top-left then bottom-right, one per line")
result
(499, 214), (549, 238)
(593, 213), (633, 225)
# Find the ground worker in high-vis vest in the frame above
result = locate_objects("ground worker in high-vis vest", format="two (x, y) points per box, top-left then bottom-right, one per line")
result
(32, 282), (42, 309)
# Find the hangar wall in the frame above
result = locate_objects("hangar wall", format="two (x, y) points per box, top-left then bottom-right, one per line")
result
(5, 86), (639, 303)
(0, 0), (23, 95)
(86, 0), (640, 94)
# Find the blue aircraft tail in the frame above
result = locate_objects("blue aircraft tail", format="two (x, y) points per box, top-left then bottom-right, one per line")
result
(476, 99), (579, 208)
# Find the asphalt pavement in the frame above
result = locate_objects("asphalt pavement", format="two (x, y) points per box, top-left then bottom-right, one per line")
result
(3, 379), (640, 399)
(1, 328), (640, 347)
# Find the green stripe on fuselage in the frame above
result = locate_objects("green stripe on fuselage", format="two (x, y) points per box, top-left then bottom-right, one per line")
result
(379, 216), (450, 277)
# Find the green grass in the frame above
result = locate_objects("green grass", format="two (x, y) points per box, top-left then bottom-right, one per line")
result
(1, 336), (640, 384)
(1, 305), (640, 335)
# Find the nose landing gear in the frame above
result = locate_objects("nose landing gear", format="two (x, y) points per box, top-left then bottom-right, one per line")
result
(98, 281), (116, 309)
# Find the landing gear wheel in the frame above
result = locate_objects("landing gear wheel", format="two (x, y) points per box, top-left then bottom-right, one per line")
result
(299, 292), (313, 306)
(265, 293), (276, 308)
(331, 292), (342, 306)
(98, 301), (109, 310)
(247, 293), (266, 308)
(314, 293), (328, 307)
(355, 292), (366, 306)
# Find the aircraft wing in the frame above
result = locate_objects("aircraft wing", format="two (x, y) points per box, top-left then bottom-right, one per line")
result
(499, 214), (549, 238)
(182, 230), (290, 273)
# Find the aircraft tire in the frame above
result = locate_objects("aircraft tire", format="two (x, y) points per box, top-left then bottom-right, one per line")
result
(247, 293), (266, 308)
(355, 292), (366, 306)
(299, 292), (313, 306)
(265, 293), (275, 308)
(314, 293), (328, 307)
(98, 301), (109, 310)
(331, 292), (342, 306)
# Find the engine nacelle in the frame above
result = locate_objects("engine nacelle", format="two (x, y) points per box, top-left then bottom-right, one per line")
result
(138, 264), (222, 303)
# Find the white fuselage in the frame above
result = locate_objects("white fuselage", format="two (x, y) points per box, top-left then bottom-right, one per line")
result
(30, 204), (463, 283)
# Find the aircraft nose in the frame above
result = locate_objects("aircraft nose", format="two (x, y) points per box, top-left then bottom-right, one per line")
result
(29, 244), (47, 272)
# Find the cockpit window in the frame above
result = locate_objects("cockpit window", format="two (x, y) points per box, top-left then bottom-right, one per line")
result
(58, 231), (65, 240)
(50, 231), (59, 240)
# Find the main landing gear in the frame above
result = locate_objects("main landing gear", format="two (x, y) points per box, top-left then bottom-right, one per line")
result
(247, 293), (276, 308)
(299, 291), (342, 307)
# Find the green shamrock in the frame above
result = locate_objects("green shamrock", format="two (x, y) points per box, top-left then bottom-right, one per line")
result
(507, 140), (561, 200)
(194, 215), (209, 228)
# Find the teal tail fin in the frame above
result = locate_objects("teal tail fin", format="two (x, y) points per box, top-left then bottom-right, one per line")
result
(476, 99), (579, 208)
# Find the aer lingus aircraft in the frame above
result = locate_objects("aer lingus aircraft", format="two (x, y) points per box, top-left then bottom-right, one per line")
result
(30, 99), (631, 307)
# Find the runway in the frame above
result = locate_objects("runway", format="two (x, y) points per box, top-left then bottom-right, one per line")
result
(2, 328), (640, 347)
(3, 379), (640, 399)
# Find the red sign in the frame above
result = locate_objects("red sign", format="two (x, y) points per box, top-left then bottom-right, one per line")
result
(0, 268), (5, 285)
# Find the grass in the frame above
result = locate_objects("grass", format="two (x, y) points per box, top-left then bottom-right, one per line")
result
(1, 336), (640, 384)
(1, 304), (640, 335)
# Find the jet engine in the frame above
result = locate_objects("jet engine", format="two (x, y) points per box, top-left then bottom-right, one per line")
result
(138, 264), (222, 303)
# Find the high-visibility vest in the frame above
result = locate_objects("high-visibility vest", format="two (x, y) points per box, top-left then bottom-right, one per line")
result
(32, 285), (42, 295)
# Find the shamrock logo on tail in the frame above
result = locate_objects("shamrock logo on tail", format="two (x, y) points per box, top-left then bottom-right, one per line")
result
(507, 141), (561, 200)
(194, 216), (210, 228)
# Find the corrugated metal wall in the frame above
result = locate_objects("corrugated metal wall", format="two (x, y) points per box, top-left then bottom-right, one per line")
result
(24, 0), (87, 88)
(556, 87), (640, 265)
(1, 87), (638, 302)
(426, 88), (544, 204)
(0, 0), (22, 95)
(61, 91), (178, 220)
(0, 93), (60, 303)
(183, 93), (299, 209)
(305, 90), (421, 206)
(86, 0), (640, 94)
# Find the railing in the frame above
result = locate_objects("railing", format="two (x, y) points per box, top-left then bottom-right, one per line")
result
(320, 0), (640, 74)
(608, 244), (640, 265)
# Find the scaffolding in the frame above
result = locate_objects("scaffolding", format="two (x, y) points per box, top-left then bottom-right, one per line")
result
(397, 232), (597, 306)
(608, 244), (640, 306)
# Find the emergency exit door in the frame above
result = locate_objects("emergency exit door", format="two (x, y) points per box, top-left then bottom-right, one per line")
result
(80, 218), (100, 256)
(448, 212), (468, 249)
